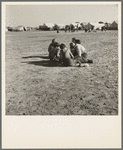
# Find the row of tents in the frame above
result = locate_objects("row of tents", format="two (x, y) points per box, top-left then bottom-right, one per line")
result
(6, 21), (118, 32)
(6, 26), (32, 32)
(39, 21), (118, 31)
(39, 22), (88, 31)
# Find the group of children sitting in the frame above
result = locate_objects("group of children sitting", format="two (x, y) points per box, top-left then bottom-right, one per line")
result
(48, 38), (93, 67)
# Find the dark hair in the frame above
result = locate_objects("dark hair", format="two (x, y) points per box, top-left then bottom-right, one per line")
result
(52, 38), (57, 43)
(72, 37), (76, 42)
(54, 42), (60, 47)
(60, 43), (66, 49)
(69, 42), (75, 49)
(76, 39), (81, 44)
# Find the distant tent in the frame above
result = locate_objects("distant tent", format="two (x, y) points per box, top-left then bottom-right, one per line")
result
(81, 22), (89, 30)
(89, 22), (105, 30)
(108, 23), (112, 26)
(81, 22), (105, 31)
(110, 21), (118, 30)
(76, 23), (82, 28)
(26, 26), (31, 31)
(70, 23), (81, 30)
(19, 26), (24, 31)
(75, 22), (82, 29)
(71, 23), (81, 27)
(9, 25), (27, 32)
(105, 22), (109, 29)
(81, 22), (88, 26)
(71, 23), (77, 26)
(14, 26), (24, 31)
(41, 23), (55, 30)
(105, 23), (112, 30)
(8, 27), (14, 31)
(39, 25), (43, 30)
(54, 24), (65, 30)
(70, 23), (77, 30)
(35, 26), (40, 30)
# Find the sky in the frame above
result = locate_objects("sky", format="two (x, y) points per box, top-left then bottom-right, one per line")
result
(5, 3), (118, 27)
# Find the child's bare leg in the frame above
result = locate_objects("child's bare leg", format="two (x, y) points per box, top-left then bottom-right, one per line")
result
(74, 60), (81, 67)
(79, 63), (89, 67)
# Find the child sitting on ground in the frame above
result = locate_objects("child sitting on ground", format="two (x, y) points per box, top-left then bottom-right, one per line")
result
(74, 39), (93, 63)
(69, 42), (77, 56)
(60, 43), (81, 67)
(48, 38), (57, 58)
(49, 42), (61, 62)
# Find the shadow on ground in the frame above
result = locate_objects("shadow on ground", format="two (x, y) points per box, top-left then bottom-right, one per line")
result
(22, 55), (49, 59)
(22, 60), (63, 67)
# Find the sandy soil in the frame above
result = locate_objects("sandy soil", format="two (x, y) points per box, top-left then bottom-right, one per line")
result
(5, 30), (118, 115)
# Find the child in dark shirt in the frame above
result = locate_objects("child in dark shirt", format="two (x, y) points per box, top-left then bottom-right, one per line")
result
(49, 42), (61, 62)
(48, 38), (57, 58)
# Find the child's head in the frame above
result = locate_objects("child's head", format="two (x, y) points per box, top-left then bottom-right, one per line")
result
(60, 43), (66, 50)
(52, 38), (57, 43)
(76, 39), (81, 44)
(70, 42), (75, 49)
(72, 37), (76, 43)
(54, 42), (60, 48)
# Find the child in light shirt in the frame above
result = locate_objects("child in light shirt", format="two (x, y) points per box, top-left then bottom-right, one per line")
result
(60, 44), (81, 66)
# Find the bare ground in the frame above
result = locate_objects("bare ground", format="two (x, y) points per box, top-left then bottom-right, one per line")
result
(5, 30), (118, 115)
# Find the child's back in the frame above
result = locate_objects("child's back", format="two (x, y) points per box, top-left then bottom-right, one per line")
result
(60, 44), (80, 66)
(50, 47), (60, 61)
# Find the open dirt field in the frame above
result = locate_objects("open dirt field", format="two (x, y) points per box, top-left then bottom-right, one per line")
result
(5, 30), (118, 115)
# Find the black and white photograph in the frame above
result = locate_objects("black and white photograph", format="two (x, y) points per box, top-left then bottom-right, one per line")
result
(2, 1), (121, 149)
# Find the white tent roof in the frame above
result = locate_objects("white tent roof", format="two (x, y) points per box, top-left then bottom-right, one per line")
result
(14, 26), (24, 30)
(112, 21), (118, 24)
(71, 23), (81, 27)
(56, 23), (65, 27)
(81, 22), (89, 25)
(90, 22), (105, 28)
(77, 24), (82, 27)
(71, 23), (77, 26)
(43, 23), (55, 28)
